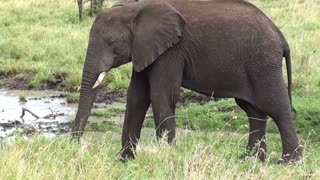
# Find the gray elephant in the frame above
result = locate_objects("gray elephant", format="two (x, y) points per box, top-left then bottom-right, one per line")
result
(72, 0), (303, 163)
(112, 0), (138, 7)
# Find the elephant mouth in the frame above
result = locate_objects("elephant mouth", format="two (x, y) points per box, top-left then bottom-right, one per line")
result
(92, 72), (107, 89)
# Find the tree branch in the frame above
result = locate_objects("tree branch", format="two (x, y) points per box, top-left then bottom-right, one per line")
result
(21, 107), (40, 119)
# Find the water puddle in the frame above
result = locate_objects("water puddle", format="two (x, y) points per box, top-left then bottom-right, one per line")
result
(0, 90), (76, 139)
(0, 88), (163, 141)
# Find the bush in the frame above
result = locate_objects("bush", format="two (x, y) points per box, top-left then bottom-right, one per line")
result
(77, 0), (108, 21)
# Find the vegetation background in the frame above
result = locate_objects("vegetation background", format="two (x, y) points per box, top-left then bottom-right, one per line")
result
(0, 0), (319, 179)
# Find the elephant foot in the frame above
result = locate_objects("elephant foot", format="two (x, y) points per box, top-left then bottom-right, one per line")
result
(277, 145), (304, 165)
(119, 146), (136, 163)
(239, 147), (266, 162)
(168, 138), (177, 147)
(70, 131), (82, 143)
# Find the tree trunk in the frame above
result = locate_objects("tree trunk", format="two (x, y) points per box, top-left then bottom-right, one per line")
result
(90, 0), (93, 17)
(77, 0), (83, 21)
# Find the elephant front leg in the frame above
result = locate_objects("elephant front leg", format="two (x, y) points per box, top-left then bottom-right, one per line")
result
(148, 62), (183, 145)
(120, 72), (150, 162)
(151, 98), (178, 145)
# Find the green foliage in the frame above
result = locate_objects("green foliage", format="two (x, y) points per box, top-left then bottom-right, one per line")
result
(0, 0), (127, 91)
(293, 94), (320, 140)
(89, 0), (107, 15)
(0, 0), (92, 91)
(66, 93), (80, 103)
(104, 65), (132, 93)
(177, 93), (320, 140)
(0, 1), (320, 178)
(1, 0), (319, 94)
(18, 93), (27, 102)
(85, 121), (122, 132)
(0, 130), (319, 179)
(92, 107), (125, 118)
(177, 99), (246, 132)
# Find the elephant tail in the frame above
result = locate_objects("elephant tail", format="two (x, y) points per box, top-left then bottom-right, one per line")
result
(284, 47), (296, 114)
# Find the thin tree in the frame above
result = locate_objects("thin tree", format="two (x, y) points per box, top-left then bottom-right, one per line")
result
(77, 0), (83, 21)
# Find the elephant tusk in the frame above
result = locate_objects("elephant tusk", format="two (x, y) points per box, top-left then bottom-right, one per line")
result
(92, 72), (107, 89)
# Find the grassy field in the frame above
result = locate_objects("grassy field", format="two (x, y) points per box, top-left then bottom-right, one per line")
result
(0, 129), (319, 179)
(0, 0), (320, 179)
(0, 0), (319, 93)
(0, 0), (131, 91)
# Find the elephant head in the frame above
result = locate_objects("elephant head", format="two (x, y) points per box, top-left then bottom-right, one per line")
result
(72, 0), (185, 138)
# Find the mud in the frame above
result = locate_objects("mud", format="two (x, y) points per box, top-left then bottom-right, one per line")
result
(0, 73), (67, 90)
(0, 90), (76, 139)
(0, 74), (30, 89)
(95, 87), (126, 104)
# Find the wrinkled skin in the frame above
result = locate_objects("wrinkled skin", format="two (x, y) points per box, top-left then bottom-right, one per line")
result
(72, 0), (303, 164)
(112, 0), (138, 7)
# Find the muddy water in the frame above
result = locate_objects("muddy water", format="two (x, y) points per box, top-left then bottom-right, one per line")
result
(0, 90), (76, 139)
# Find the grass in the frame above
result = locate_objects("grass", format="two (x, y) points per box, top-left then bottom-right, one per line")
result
(0, 0), (320, 179)
(87, 93), (320, 141)
(18, 93), (27, 102)
(66, 92), (80, 103)
(0, 0), (129, 91)
(177, 93), (320, 140)
(0, 0), (319, 93)
(92, 107), (125, 118)
(0, 129), (319, 179)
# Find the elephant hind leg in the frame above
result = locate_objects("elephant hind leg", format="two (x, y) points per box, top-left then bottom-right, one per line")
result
(250, 77), (303, 164)
(235, 98), (268, 161)
(261, 100), (303, 164)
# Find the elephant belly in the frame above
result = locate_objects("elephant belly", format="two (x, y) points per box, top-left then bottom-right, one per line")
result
(181, 68), (248, 99)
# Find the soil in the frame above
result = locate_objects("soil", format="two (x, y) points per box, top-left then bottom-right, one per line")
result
(0, 73), (64, 90)
(95, 87), (126, 104)
(0, 74), (30, 89)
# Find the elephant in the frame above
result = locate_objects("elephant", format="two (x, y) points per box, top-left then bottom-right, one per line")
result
(112, 0), (138, 7)
(72, 0), (303, 163)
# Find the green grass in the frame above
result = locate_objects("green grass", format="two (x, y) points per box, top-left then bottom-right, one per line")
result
(92, 107), (125, 118)
(0, 129), (319, 179)
(0, 0), (320, 93)
(66, 92), (80, 103)
(0, 0), (129, 91)
(18, 93), (27, 102)
(177, 93), (320, 140)
(0, 0), (320, 179)
(86, 121), (122, 133)
(84, 93), (320, 141)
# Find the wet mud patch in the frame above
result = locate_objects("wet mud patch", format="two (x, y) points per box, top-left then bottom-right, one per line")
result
(94, 87), (126, 104)
(0, 72), (69, 90)
(0, 74), (30, 89)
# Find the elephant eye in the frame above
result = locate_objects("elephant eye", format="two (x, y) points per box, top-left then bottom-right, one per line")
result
(105, 38), (115, 46)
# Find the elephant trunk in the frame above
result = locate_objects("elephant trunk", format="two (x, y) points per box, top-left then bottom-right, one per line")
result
(72, 51), (103, 140)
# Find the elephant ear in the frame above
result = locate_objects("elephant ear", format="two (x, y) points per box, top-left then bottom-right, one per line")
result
(132, 1), (185, 72)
